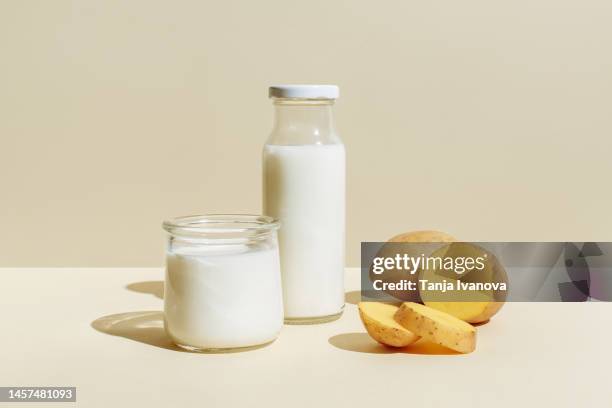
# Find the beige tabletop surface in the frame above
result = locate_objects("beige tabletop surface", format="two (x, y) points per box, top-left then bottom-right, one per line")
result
(0, 267), (609, 407)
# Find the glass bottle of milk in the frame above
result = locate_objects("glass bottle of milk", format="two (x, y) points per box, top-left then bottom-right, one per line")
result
(263, 85), (345, 324)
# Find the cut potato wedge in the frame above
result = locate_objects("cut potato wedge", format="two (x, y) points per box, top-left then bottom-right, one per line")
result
(358, 302), (420, 347)
(394, 302), (476, 353)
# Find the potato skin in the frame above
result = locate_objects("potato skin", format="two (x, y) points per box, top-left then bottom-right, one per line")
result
(394, 302), (476, 354)
(358, 302), (420, 347)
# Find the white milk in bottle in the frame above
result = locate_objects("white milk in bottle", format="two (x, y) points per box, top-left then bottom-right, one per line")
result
(263, 85), (345, 324)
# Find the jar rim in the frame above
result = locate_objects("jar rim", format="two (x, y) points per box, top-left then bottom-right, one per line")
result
(162, 214), (280, 241)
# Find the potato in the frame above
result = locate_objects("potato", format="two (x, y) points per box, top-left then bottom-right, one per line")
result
(368, 230), (456, 302)
(358, 302), (420, 347)
(394, 302), (476, 353)
(388, 230), (456, 243)
(419, 242), (507, 323)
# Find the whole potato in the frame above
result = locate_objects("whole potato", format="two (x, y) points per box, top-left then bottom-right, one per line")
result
(367, 230), (456, 302)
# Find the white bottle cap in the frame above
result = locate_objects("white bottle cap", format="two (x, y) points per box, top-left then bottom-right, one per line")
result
(268, 84), (339, 99)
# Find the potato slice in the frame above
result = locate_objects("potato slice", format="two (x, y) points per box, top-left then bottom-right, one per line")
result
(394, 302), (476, 353)
(358, 302), (420, 347)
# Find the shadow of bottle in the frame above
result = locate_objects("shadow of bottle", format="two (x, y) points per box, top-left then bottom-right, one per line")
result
(344, 290), (361, 305)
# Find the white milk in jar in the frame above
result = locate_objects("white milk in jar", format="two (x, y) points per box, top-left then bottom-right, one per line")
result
(263, 85), (345, 324)
(162, 215), (283, 351)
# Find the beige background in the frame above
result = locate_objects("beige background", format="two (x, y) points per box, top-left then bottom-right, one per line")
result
(1, 0), (611, 267)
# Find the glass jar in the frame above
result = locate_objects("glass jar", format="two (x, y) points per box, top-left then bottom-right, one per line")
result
(162, 214), (283, 352)
(263, 85), (345, 324)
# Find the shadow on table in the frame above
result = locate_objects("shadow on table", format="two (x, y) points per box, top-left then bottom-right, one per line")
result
(345, 290), (388, 305)
(91, 311), (193, 352)
(345, 291), (361, 305)
(126, 281), (164, 299)
(329, 332), (460, 355)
